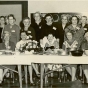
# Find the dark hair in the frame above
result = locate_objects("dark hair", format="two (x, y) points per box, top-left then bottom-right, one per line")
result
(70, 16), (79, 24)
(8, 14), (16, 21)
(22, 17), (30, 22)
(20, 30), (27, 35)
(45, 13), (53, 19)
(0, 16), (5, 19)
(81, 16), (87, 20)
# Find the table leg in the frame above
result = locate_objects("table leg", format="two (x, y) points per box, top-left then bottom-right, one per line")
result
(18, 65), (22, 88)
(40, 63), (44, 88)
(24, 65), (28, 84)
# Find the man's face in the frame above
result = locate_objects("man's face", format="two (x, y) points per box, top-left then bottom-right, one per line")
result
(23, 19), (30, 27)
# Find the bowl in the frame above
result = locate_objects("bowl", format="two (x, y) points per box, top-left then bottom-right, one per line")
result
(71, 50), (83, 56)
(84, 50), (88, 56)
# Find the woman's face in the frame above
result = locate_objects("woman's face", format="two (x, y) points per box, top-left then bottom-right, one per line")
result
(4, 32), (10, 42)
(8, 17), (14, 25)
(21, 32), (27, 40)
(45, 16), (53, 25)
(47, 34), (54, 42)
(34, 13), (41, 21)
(0, 17), (5, 25)
(81, 17), (87, 24)
(62, 16), (68, 24)
(23, 19), (30, 27)
(72, 17), (78, 25)
(66, 32), (72, 40)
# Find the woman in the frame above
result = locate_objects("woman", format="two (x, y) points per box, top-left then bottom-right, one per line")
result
(41, 14), (60, 42)
(81, 32), (88, 83)
(58, 14), (69, 48)
(31, 11), (44, 43)
(21, 17), (36, 40)
(4, 14), (20, 45)
(0, 31), (15, 85)
(63, 31), (78, 81)
(80, 16), (88, 34)
(65, 16), (85, 48)
(44, 33), (59, 51)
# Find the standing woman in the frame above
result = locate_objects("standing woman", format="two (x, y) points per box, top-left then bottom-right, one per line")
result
(64, 16), (85, 81)
(3, 14), (20, 45)
(31, 11), (44, 43)
(80, 16), (88, 34)
(21, 17), (36, 40)
(65, 16), (85, 48)
(21, 17), (40, 85)
(58, 14), (69, 48)
(0, 16), (6, 43)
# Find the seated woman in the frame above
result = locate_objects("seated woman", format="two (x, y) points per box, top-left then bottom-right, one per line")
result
(81, 32), (88, 83)
(63, 31), (78, 81)
(0, 31), (15, 51)
(16, 31), (39, 85)
(0, 31), (15, 85)
(40, 33), (60, 85)
(40, 33), (59, 51)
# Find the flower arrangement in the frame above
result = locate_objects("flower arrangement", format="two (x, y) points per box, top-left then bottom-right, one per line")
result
(19, 40), (38, 53)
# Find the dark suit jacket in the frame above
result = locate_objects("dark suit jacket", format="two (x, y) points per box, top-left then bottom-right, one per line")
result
(58, 22), (69, 48)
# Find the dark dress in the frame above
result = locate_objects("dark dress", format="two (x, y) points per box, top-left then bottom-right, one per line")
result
(0, 41), (16, 70)
(0, 27), (3, 43)
(21, 26), (36, 40)
(41, 23), (60, 39)
(58, 22), (69, 48)
(31, 20), (44, 42)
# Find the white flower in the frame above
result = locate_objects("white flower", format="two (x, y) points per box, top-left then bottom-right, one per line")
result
(76, 26), (80, 30)
(53, 27), (56, 30)
(84, 28), (87, 30)
(27, 31), (31, 33)
(39, 26), (41, 29)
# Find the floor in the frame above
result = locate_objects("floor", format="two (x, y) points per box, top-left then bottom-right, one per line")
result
(1, 77), (88, 88)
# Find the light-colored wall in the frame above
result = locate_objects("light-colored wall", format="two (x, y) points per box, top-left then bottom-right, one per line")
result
(0, 5), (22, 25)
(28, 0), (88, 17)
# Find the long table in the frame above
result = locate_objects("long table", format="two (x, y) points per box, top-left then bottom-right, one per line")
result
(0, 54), (88, 88)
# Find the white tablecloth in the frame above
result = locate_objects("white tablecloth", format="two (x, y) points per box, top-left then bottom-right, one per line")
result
(0, 54), (87, 65)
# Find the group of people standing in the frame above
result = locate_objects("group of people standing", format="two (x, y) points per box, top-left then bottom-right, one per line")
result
(0, 11), (88, 85)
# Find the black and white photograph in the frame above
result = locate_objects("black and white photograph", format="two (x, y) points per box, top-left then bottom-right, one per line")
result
(0, 0), (88, 88)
